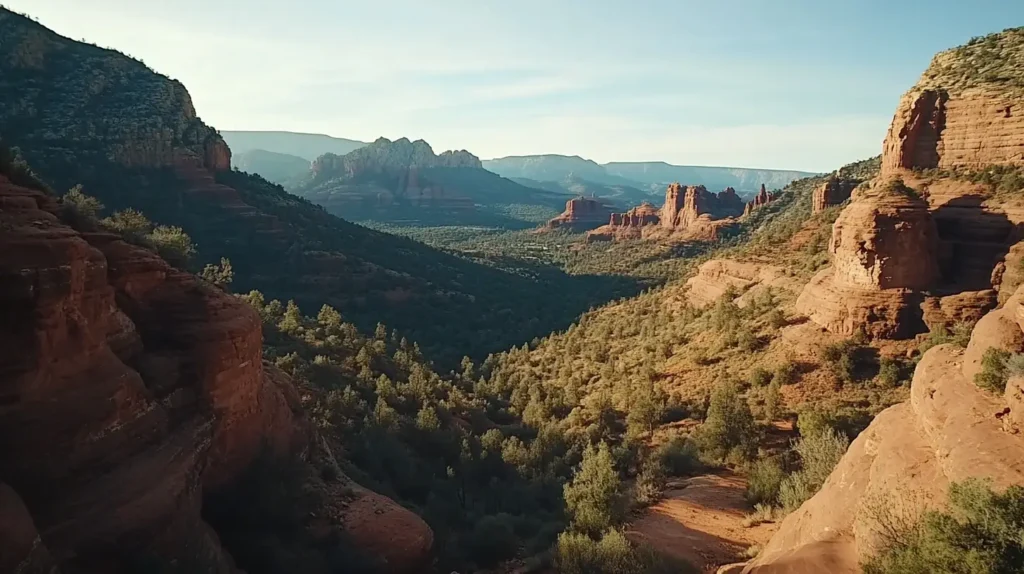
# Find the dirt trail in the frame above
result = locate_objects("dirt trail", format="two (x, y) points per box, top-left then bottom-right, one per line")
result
(626, 470), (779, 573)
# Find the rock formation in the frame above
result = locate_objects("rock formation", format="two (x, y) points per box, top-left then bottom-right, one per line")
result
(588, 183), (743, 241)
(663, 183), (745, 229)
(742, 184), (778, 216)
(811, 177), (858, 213)
(0, 174), (433, 572)
(795, 179), (941, 338)
(743, 287), (1024, 573)
(545, 196), (613, 231)
(881, 28), (1024, 175)
(685, 259), (805, 308)
(609, 201), (661, 227)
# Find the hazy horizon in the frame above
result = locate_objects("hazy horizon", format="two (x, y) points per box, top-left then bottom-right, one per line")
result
(8, 0), (1023, 172)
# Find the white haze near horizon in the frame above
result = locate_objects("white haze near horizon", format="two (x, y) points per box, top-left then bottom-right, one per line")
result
(6, 0), (1024, 172)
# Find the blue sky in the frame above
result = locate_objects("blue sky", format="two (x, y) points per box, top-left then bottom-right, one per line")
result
(7, 0), (1024, 171)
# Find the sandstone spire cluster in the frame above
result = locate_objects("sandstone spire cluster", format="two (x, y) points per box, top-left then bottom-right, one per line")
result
(585, 181), (770, 241)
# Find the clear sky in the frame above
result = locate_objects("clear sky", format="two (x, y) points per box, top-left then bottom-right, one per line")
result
(6, 0), (1024, 171)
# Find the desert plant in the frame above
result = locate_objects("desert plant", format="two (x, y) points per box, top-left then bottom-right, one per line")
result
(563, 442), (626, 536)
(779, 428), (849, 512)
(746, 457), (785, 506)
(655, 436), (702, 477)
(750, 367), (773, 388)
(863, 479), (1024, 574)
(693, 381), (760, 463)
(975, 347), (1012, 393)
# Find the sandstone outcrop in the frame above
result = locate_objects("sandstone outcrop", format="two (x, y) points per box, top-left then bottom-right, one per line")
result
(686, 259), (805, 308)
(881, 29), (1024, 175)
(811, 177), (857, 213)
(588, 183), (743, 242)
(795, 179), (940, 338)
(743, 288), (1024, 573)
(0, 174), (433, 572)
(545, 196), (613, 231)
(663, 183), (745, 229)
(610, 201), (660, 227)
(743, 184), (778, 216)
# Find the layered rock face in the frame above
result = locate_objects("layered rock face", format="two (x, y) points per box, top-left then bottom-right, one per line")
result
(881, 29), (1024, 174)
(796, 180), (940, 338)
(0, 175), (432, 572)
(811, 177), (858, 213)
(545, 196), (613, 231)
(743, 288), (1024, 574)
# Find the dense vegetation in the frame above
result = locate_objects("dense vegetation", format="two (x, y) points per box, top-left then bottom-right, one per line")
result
(239, 291), (705, 572)
(863, 480), (1024, 574)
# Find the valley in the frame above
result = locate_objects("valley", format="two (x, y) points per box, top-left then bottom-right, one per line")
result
(2, 5), (1024, 574)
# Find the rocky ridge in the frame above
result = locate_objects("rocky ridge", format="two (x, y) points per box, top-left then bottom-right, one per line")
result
(0, 174), (432, 573)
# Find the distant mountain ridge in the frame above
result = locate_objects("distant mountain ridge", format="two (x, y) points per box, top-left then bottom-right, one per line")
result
(484, 154), (818, 193)
(222, 130), (368, 161)
(232, 148), (310, 187)
(293, 137), (569, 225)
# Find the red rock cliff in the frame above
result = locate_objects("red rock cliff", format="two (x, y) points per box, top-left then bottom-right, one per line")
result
(881, 30), (1024, 174)
(812, 177), (858, 213)
(0, 174), (432, 572)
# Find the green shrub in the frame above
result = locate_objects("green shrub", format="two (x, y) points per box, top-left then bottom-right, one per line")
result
(563, 443), (626, 536)
(749, 367), (773, 388)
(693, 381), (760, 463)
(1006, 353), (1024, 379)
(148, 225), (195, 266)
(779, 428), (849, 512)
(863, 479), (1024, 574)
(772, 361), (799, 386)
(876, 357), (906, 389)
(975, 347), (1012, 393)
(555, 529), (697, 574)
(655, 436), (702, 477)
(920, 321), (975, 354)
(60, 184), (105, 227)
(467, 514), (519, 567)
(746, 457), (785, 506)
(633, 457), (666, 507)
(764, 379), (782, 421)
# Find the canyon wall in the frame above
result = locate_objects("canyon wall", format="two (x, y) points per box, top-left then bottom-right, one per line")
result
(0, 174), (432, 573)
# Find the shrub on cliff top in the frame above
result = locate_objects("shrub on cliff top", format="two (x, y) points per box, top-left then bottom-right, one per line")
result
(863, 479), (1024, 574)
(975, 347), (1012, 394)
